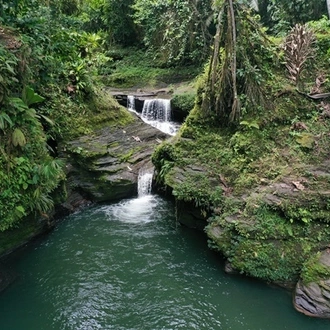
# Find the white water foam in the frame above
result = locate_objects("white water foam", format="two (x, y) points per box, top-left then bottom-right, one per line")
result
(127, 95), (138, 114)
(106, 195), (158, 224)
(103, 167), (155, 224)
(141, 99), (178, 136)
(137, 167), (153, 197)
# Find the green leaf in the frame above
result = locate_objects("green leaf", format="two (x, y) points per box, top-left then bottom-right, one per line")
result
(39, 114), (54, 126)
(240, 120), (259, 129)
(12, 128), (27, 147)
(0, 112), (13, 130)
(9, 97), (28, 112)
(15, 205), (25, 215)
(22, 87), (45, 107)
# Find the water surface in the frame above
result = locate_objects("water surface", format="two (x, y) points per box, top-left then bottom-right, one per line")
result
(0, 195), (329, 330)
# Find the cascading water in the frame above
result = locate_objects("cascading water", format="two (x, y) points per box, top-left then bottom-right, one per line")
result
(142, 99), (171, 122)
(108, 166), (155, 223)
(127, 95), (136, 113)
(137, 167), (153, 197)
(141, 98), (179, 136)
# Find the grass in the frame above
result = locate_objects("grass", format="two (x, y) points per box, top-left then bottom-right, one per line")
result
(101, 47), (202, 88)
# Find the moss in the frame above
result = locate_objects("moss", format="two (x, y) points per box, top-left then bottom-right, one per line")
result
(301, 252), (330, 284)
(119, 148), (140, 163)
(157, 95), (330, 281)
(47, 88), (134, 141)
(171, 92), (196, 117)
(230, 240), (304, 282)
(101, 48), (201, 88)
(0, 215), (47, 257)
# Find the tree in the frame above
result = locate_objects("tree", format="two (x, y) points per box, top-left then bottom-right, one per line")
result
(133, 0), (214, 65)
(202, 0), (274, 126)
(257, 0), (327, 33)
(103, 0), (139, 46)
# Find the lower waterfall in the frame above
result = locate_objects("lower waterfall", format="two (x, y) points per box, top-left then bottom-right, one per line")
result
(137, 167), (153, 197)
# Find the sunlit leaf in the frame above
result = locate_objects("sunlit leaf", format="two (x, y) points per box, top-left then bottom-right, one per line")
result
(12, 128), (26, 147)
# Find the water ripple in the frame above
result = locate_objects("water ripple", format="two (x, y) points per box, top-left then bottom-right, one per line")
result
(0, 196), (329, 330)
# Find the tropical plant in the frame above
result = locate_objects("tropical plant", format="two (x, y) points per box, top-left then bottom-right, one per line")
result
(202, 0), (274, 126)
(257, 0), (327, 34)
(133, 0), (214, 65)
(282, 24), (315, 88)
(103, 0), (139, 46)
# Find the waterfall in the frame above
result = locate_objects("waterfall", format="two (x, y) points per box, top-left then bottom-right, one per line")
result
(142, 99), (171, 122)
(141, 99), (178, 136)
(127, 95), (136, 113)
(137, 167), (153, 197)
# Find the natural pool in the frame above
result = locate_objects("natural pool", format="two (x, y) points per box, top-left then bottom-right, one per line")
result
(0, 194), (329, 329)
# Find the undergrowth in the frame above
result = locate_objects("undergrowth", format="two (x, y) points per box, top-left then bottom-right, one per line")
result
(102, 48), (201, 88)
(152, 27), (330, 283)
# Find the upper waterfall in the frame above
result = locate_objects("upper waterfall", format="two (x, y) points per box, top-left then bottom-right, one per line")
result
(142, 99), (171, 122)
(127, 95), (136, 113)
(141, 98), (178, 136)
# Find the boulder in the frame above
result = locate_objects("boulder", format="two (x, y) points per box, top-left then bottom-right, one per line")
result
(294, 249), (330, 318)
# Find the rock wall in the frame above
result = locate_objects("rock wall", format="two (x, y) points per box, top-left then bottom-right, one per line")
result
(63, 116), (169, 202)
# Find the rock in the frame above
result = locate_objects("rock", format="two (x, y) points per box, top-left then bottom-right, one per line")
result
(176, 200), (208, 230)
(108, 88), (187, 121)
(109, 90), (157, 112)
(63, 117), (169, 202)
(294, 249), (330, 318)
(224, 261), (238, 274)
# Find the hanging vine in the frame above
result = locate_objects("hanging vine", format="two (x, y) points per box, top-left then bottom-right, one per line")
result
(203, 0), (274, 127)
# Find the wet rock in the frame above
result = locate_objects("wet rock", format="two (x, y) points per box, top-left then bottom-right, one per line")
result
(294, 249), (330, 318)
(63, 117), (169, 202)
(224, 261), (238, 274)
(176, 200), (208, 230)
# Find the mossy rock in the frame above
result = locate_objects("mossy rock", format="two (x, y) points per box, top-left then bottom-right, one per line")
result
(65, 118), (169, 202)
(294, 249), (330, 318)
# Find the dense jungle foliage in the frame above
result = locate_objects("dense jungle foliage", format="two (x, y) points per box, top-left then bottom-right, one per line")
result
(152, 1), (330, 284)
(1, 0), (330, 264)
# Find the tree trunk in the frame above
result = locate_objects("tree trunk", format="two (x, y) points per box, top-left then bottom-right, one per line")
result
(327, 0), (330, 19)
(228, 0), (240, 122)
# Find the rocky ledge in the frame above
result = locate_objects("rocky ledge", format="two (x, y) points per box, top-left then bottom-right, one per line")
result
(108, 88), (189, 122)
(63, 116), (169, 202)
